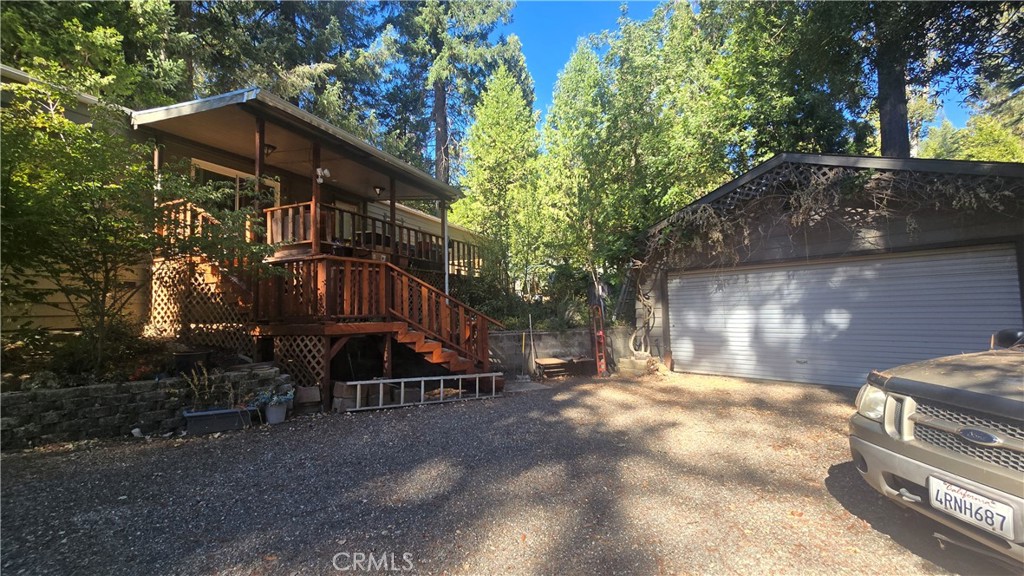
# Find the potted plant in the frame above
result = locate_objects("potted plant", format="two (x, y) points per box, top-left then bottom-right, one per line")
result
(252, 383), (294, 425)
(181, 365), (258, 435)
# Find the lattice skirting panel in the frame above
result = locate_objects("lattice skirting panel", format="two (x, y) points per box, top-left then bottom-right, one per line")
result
(145, 259), (190, 339)
(145, 258), (255, 357)
(273, 335), (326, 389)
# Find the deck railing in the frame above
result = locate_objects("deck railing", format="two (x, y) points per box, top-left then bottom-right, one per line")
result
(255, 255), (500, 369)
(264, 201), (481, 276)
(159, 199), (222, 244)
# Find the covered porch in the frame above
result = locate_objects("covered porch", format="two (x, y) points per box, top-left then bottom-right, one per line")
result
(134, 89), (501, 410)
(132, 87), (482, 286)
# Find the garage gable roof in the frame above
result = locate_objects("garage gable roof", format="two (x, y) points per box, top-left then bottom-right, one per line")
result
(650, 153), (1024, 235)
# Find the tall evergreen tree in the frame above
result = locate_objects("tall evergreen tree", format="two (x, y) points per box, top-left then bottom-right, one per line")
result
(540, 43), (607, 284)
(452, 65), (539, 294)
(381, 0), (514, 184)
(187, 1), (380, 138)
(799, 1), (1022, 158)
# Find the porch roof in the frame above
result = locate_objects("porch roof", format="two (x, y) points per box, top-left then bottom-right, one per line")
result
(131, 87), (459, 202)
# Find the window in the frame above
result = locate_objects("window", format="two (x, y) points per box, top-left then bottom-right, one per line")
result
(191, 159), (280, 210)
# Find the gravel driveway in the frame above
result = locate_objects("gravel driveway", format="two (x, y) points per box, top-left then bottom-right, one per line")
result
(1, 371), (1012, 575)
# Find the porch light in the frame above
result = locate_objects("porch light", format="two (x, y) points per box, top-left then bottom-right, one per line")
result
(262, 143), (277, 157)
(316, 167), (331, 184)
(374, 186), (385, 197)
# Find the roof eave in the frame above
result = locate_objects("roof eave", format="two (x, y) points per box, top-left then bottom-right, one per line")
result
(250, 91), (460, 201)
(131, 87), (459, 202)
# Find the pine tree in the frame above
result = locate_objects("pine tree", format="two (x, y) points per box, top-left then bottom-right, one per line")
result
(380, 0), (513, 184)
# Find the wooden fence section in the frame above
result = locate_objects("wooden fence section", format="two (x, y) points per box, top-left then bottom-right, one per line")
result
(255, 255), (499, 369)
(264, 202), (481, 276)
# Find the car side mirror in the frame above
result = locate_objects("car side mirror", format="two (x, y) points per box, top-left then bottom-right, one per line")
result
(992, 329), (1024, 349)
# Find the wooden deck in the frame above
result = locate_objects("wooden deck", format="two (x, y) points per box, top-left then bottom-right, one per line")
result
(154, 201), (501, 411)
(265, 202), (481, 276)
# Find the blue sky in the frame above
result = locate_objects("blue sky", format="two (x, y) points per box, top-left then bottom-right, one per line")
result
(508, 1), (656, 118)
(504, 1), (970, 128)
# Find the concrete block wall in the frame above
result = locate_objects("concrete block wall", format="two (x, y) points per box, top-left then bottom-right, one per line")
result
(490, 326), (635, 375)
(0, 367), (285, 450)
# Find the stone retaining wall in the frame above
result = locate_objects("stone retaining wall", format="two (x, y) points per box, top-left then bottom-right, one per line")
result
(0, 367), (285, 450)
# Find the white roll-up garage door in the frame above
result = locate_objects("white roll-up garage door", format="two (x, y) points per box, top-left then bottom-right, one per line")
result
(667, 245), (1023, 387)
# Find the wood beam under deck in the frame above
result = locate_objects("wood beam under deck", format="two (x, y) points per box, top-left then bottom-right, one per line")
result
(253, 322), (407, 337)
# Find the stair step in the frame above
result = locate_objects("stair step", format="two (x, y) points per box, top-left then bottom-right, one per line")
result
(416, 340), (441, 353)
(393, 327), (483, 376)
(428, 348), (457, 363)
(397, 331), (424, 345)
(448, 357), (475, 372)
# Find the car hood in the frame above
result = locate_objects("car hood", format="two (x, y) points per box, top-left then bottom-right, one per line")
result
(868, 348), (1024, 421)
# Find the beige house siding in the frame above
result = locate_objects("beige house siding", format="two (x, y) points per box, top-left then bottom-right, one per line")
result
(2, 266), (150, 331)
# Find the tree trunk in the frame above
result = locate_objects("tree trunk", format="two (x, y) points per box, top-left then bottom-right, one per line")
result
(875, 16), (911, 158)
(433, 77), (449, 184)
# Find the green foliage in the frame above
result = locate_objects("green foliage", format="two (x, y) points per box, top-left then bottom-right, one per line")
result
(453, 66), (541, 296)
(0, 1), (383, 139)
(0, 79), (273, 374)
(701, 1), (872, 166)
(0, 0), (191, 107)
(537, 2), (874, 307)
(918, 121), (963, 160)
(540, 43), (607, 283)
(920, 116), (1024, 162)
(975, 80), (1024, 140)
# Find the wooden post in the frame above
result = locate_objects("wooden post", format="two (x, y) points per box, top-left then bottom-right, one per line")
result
(383, 335), (393, 378)
(317, 258), (329, 318)
(321, 336), (332, 412)
(477, 315), (489, 371)
(389, 176), (398, 263)
(311, 142), (321, 255)
(254, 118), (265, 198)
(380, 262), (389, 318)
(440, 199), (449, 294)
(152, 139), (162, 192)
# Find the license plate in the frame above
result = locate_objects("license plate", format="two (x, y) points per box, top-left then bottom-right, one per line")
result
(929, 477), (1015, 540)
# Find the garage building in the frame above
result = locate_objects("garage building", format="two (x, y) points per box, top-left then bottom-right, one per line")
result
(641, 154), (1024, 387)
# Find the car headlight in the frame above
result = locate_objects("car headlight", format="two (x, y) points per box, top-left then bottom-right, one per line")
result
(855, 384), (886, 422)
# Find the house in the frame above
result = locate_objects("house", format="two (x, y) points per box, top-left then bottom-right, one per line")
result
(640, 153), (1024, 388)
(135, 88), (502, 408)
(3, 66), (501, 407)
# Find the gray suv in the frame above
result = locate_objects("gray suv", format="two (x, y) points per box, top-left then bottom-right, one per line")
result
(849, 329), (1024, 566)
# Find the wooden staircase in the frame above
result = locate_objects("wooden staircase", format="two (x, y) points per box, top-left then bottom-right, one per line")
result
(394, 323), (479, 375)
(256, 254), (503, 374)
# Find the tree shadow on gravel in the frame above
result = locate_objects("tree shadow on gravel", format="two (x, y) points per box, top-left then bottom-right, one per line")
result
(825, 461), (1016, 576)
(3, 375), (996, 576)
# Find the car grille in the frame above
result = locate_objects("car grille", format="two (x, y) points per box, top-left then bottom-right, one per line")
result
(913, 400), (1024, 473)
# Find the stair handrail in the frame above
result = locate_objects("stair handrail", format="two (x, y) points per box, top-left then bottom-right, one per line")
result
(383, 261), (504, 327)
(260, 254), (502, 327)
(255, 254), (503, 367)
(383, 260), (503, 370)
